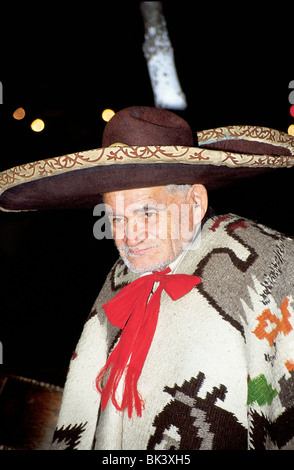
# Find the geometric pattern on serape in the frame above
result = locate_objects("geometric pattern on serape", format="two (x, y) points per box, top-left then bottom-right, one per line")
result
(51, 422), (87, 450)
(250, 408), (294, 449)
(247, 374), (278, 406)
(193, 218), (254, 336)
(147, 372), (247, 450)
(193, 215), (287, 338)
(253, 297), (293, 346)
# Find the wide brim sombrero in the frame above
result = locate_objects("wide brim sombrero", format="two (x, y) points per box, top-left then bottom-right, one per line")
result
(0, 106), (294, 211)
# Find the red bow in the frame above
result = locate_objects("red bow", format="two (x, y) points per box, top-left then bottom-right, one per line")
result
(96, 267), (201, 418)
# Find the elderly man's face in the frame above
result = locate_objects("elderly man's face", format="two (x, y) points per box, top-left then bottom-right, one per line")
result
(103, 185), (207, 273)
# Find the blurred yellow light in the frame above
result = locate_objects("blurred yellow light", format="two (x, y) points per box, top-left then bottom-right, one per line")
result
(288, 124), (294, 136)
(31, 118), (45, 132)
(102, 109), (115, 122)
(13, 107), (26, 120)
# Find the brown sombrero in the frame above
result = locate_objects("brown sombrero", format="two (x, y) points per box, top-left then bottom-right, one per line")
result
(0, 106), (294, 211)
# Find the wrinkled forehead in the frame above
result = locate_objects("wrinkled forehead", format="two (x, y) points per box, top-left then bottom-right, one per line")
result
(103, 185), (173, 210)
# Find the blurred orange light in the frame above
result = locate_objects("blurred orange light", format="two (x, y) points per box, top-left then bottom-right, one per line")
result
(288, 124), (294, 136)
(13, 107), (26, 120)
(102, 109), (115, 122)
(31, 119), (45, 132)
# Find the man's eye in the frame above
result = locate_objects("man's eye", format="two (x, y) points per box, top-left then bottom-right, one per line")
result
(144, 211), (156, 219)
(110, 217), (124, 225)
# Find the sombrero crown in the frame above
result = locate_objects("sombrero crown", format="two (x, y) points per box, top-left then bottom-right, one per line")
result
(102, 106), (194, 147)
(0, 106), (294, 211)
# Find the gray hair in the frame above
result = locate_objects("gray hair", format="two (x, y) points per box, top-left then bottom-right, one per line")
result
(166, 184), (192, 196)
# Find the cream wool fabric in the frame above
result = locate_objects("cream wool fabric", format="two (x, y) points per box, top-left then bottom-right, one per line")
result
(52, 214), (294, 450)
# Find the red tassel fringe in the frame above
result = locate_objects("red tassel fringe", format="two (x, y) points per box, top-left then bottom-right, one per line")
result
(96, 362), (145, 418)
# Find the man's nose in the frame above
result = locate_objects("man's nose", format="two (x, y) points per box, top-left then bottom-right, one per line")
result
(124, 218), (146, 246)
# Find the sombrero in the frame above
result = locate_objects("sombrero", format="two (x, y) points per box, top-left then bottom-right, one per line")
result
(0, 106), (293, 211)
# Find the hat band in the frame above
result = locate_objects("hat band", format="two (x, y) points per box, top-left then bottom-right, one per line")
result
(109, 142), (128, 147)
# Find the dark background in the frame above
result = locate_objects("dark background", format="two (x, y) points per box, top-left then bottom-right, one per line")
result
(0, 2), (293, 386)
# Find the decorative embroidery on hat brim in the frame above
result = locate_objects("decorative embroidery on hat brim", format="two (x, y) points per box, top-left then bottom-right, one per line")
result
(1, 144), (294, 197)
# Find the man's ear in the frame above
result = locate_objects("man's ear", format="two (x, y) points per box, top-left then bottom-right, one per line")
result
(187, 184), (208, 223)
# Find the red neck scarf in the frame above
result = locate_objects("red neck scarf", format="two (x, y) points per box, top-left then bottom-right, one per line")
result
(96, 267), (201, 418)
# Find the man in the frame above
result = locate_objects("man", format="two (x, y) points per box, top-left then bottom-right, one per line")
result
(1, 106), (294, 449)
(103, 184), (207, 273)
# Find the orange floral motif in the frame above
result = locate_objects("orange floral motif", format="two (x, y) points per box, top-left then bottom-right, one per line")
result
(253, 298), (293, 346)
(285, 360), (294, 371)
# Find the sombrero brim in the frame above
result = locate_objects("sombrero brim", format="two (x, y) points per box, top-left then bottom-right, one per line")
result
(1, 125), (293, 211)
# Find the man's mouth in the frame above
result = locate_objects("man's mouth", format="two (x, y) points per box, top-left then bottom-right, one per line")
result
(127, 245), (158, 257)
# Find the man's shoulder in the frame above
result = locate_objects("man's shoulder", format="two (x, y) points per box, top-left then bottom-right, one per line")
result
(198, 212), (294, 296)
(187, 213), (294, 337)
(205, 213), (294, 251)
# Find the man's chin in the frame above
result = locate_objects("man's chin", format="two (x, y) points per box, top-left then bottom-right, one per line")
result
(121, 255), (171, 274)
